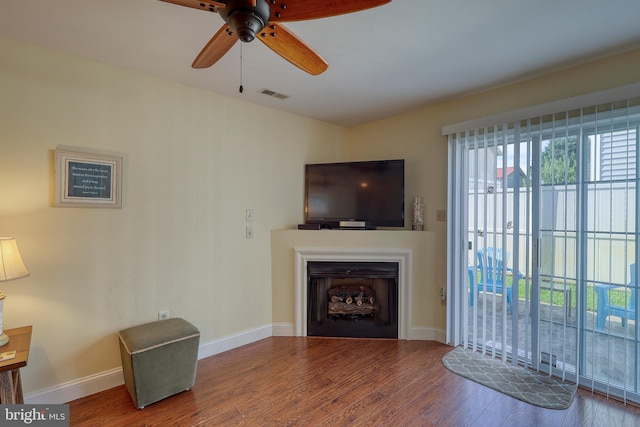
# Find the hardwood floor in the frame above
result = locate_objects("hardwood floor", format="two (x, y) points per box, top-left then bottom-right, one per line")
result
(68, 337), (640, 426)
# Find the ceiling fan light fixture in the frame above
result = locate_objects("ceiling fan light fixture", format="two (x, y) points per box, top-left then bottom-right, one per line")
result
(219, 0), (271, 43)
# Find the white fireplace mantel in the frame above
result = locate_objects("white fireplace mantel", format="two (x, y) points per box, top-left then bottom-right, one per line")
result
(294, 247), (412, 339)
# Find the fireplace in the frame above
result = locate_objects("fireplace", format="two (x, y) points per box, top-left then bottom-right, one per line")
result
(293, 247), (412, 340)
(307, 261), (399, 338)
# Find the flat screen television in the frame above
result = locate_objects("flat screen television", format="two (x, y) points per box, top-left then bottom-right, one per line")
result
(304, 159), (405, 229)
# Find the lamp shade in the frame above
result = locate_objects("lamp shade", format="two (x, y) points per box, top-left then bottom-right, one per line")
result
(0, 237), (29, 282)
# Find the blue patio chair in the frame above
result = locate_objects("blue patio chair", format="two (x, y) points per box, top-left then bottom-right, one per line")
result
(595, 264), (637, 330)
(469, 247), (520, 312)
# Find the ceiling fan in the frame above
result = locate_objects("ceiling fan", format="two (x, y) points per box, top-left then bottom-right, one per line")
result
(159, 0), (391, 75)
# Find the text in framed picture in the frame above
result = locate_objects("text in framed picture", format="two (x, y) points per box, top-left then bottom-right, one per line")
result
(54, 149), (123, 208)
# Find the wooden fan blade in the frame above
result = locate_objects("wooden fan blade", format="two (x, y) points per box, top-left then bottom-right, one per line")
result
(192, 24), (238, 68)
(158, 0), (226, 13)
(258, 23), (328, 75)
(269, 0), (390, 22)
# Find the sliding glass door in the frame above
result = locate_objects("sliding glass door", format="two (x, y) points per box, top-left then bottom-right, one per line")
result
(447, 96), (640, 403)
(580, 120), (639, 398)
(450, 124), (537, 363)
(537, 124), (580, 381)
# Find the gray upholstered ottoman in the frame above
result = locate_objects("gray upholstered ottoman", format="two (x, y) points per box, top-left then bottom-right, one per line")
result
(118, 318), (200, 408)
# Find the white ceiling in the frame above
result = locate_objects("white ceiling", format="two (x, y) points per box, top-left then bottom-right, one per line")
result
(2, 1), (640, 127)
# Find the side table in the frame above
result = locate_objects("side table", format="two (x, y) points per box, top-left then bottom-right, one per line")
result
(0, 325), (32, 404)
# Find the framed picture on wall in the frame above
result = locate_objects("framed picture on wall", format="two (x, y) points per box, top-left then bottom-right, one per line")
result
(54, 149), (123, 208)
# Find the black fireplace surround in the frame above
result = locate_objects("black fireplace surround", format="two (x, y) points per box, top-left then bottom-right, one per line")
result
(307, 261), (399, 339)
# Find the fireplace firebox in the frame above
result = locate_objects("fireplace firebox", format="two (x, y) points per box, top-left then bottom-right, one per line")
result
(307, 261), (399, 338)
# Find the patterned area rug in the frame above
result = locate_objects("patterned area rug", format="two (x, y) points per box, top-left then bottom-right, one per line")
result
(442, 346), (577, 409)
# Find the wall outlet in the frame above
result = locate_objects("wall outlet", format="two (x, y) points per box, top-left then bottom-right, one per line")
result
(158, 310), (170, 320)
(439, 287), (446, 301)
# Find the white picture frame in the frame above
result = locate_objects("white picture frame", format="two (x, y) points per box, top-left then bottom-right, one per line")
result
(54, 149), (122, 208)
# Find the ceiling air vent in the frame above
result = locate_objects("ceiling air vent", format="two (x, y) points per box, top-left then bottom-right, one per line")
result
(259, 88), (289, 100)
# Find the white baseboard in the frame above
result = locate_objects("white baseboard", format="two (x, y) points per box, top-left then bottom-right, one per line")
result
(272, 322), (294, 336)
(25, 324), (274, 405)
(26, 367), (125, 405)
(197, 324), (272, 359)
(410, 327), (446, 343)
(24, 323), (444, 404)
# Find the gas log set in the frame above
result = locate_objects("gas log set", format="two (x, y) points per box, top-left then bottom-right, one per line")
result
(328, 285), (376, 319)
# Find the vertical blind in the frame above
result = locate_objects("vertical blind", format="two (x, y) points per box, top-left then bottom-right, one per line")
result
(445, 91), (640, 403)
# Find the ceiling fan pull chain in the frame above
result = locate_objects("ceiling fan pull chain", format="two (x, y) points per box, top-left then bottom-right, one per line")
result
(239, 42), (244, 94)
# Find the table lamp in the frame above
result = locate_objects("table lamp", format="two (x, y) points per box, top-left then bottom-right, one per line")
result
(0, 237), (29, 346)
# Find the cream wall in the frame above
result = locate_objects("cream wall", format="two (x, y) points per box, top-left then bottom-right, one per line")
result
(0, 37), (347, 397)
